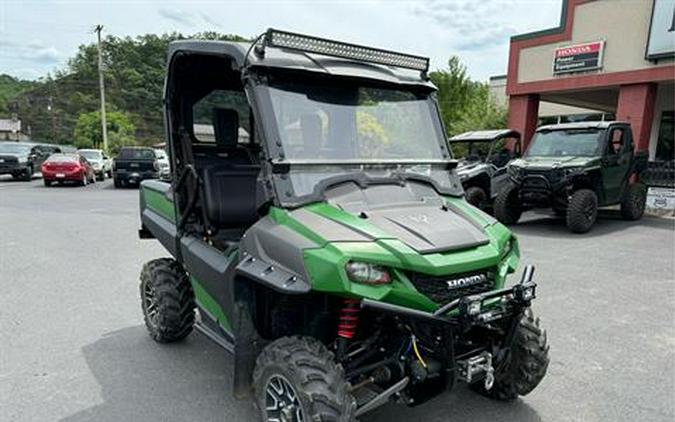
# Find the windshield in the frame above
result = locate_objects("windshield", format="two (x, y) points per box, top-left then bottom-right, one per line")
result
(46, 154), (77, 162)
(526, 129), (602, 157)
(269, 81), (446, 161)
(264, 79), (458, 200)
(78, 150), (102, 160)
(452, 142), (493, 161)
(119, 148), (155, 160)
(0, 143), (31, 154)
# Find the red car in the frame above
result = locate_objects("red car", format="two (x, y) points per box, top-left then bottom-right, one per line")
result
(41, 153), (96, 187)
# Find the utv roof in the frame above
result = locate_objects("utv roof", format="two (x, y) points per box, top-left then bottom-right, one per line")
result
(537, 121), (629, 131)
(167, 29), (435, 88)
(448, 129), (521, 143)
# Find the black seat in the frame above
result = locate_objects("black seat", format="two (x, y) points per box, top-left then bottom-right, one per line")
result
(201, 163), (261, 230)
(193, 108), (262, 232)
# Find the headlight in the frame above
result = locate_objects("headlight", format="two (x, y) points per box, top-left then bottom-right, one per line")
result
(18, 156), (28, 164)
(563, 167), (584, 177)
(501, 236), (516, 258)
(345, 262), (391, 285)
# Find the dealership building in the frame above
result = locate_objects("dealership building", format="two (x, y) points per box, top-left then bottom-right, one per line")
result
(497, 0), (674, 163)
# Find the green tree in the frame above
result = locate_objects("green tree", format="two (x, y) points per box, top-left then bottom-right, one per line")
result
(73, 110), (135, 153)
(430, 56), (506, 138)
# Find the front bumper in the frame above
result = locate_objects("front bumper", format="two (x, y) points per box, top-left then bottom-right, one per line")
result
(361, 265), (536, 327)
(0, 163), (27, 174)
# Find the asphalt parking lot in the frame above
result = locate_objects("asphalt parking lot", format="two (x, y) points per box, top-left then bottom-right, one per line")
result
(1, 175), (674, 422)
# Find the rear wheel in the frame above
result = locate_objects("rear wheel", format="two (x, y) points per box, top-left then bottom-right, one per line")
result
(494, 183), (522, 225)
(472, 308), (550, 401)
(620, 182), (647, 220)
(139, 258), (195, 343)
(253, 336), (356, 422)
(465, 186), (488, 209)
(566, 189), (597, 233)
(97, 171), (105, 181)
(114, 178), (122, 188)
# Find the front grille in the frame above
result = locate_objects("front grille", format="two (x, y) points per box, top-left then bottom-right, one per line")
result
(0, 155), (18, 164)
(409, 269), (496, 304)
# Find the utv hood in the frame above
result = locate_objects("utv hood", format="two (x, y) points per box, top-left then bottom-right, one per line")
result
(289, 182), (490, 254)
(511, 156), (600, 169)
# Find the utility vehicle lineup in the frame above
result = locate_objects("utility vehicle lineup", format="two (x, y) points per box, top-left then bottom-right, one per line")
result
(138, 29), (549, 421)
(494, 121), (648, 233)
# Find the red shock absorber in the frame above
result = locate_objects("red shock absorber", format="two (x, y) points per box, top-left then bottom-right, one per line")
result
(337, 299), (361, 339)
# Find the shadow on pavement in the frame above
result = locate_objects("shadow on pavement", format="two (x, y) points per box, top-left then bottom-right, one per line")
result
(512, 210), (674, 239)
(63, 326), (542, 422)
(61, 325), (256, 422)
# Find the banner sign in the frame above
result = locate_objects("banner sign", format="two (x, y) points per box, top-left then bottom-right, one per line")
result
(646, 0), (675, 60)
(553, 41), (604, 74)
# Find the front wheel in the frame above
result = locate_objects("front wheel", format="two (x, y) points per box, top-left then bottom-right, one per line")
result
(473, 308), (550, 401)
(620, 182), (647, 220)
(16, 166), (32, 181)
(253, 336), (356, 422)
(566, 189), (597, 233)
(139, 258), (195, 343)
(465, 186), (488, 209)
(494, 183), (522, 225)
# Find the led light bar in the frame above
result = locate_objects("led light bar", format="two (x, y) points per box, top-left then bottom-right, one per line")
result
(264, 28), (430, 73)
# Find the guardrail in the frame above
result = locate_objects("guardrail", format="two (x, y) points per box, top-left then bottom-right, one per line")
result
(643, 160), (675, 188)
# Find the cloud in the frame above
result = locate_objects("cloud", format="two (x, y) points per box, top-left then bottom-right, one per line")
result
(157, 7), (195, 26)
(411, 0), (517, 51)
(197, 11), (222, 29)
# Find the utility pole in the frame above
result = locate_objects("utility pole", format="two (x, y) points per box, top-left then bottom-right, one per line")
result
(95, 24), (108, 152)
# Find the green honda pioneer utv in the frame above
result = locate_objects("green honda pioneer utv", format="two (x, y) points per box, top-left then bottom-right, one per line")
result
(494, 121), (648, 234)
(138, 29), (549, 421)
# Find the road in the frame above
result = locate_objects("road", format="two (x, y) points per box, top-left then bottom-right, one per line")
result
(1, 175), (674, 422)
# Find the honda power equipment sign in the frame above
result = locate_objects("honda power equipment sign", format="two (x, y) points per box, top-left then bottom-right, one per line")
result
(553, 41), (604, 74)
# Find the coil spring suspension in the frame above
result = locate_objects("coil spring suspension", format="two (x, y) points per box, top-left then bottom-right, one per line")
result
(337, 299), (361, 339)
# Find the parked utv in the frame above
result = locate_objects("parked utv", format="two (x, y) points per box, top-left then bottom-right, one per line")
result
(138, 29), (549, 421)
(449, 129), (521, 210)
(495, 121), (648, 233)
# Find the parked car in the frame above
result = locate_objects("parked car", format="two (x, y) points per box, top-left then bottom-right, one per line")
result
(112, 147), (160, 188)
(78, 149), (110, 181)
(449, 129), (521, 210)
(153, 148), (171, 179)
(41, 153), (96, 186)
(102, 153), (113, 178)
(494, 121), (648, 233)
(0, 142), (54, 181)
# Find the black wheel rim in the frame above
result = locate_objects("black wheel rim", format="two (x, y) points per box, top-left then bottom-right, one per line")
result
(583, 202), (595, 220)
(143, 282), (158, 327)
(265, 375), (304, 422)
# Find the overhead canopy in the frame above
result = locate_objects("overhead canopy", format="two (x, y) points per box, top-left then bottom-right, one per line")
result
(448, 129), (521, 143)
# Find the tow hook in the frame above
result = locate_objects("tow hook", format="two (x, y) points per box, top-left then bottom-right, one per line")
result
(457, 351), (495, 390)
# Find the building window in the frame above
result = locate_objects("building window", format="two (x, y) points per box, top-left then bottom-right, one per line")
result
(655, 111), (674, 161)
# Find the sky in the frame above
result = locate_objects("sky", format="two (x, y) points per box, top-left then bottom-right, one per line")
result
(0, 0), (563, 82)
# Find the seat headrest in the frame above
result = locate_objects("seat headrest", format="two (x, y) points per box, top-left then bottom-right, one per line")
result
(212, 108), (239, 148)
